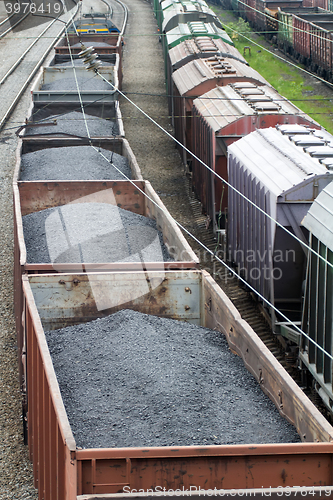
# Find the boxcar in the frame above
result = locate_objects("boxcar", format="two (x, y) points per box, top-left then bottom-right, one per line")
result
(162, 21), (233, 83)
(167, 35), (247, 117)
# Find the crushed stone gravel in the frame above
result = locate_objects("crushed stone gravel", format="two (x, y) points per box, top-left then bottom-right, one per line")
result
(25, 110), (119, 137)
(23, 203), (172, 264)
(20, 145), (130, 180)
(45, 309), (301, 449)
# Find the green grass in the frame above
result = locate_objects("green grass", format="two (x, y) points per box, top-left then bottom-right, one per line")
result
(211, 8), (333, 133)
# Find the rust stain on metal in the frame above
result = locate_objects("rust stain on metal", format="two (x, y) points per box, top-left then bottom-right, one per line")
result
(205, 298), (212, 311)
(281, 469), (287, 483)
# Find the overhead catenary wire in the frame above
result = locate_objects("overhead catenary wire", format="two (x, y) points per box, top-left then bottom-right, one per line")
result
(49, 22), (333, 272)
(62, 26), (333, 362)
(19, 0), (328, 274)
(72, 46), (333, 361)
(97, 69), (333, 273)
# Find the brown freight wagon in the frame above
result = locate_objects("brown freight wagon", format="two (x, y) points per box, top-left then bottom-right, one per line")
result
(13, 171), (198, 401)
(22, 269), (333, 499)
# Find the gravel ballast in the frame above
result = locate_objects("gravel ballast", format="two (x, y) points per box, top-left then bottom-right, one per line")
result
(25, 110), (119, 136)
(45, 309), (301, 449)
(23, 203), (172, 263)
(20, 145), (130, 180)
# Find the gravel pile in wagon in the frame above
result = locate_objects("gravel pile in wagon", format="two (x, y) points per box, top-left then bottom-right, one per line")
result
(41, 76), (112, 91)
(23, 203), (172, 264)
(24, 110), (119, 136)
(20, 145), (129, 181)
(45, 309), (301, 449)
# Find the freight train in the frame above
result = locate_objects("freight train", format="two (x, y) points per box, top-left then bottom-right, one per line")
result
(11, 0), (333, 498)
(218, 0), (333, 82)
(154, 0), (333, 415)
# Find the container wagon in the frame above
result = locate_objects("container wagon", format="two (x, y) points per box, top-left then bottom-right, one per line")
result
(191, 84), (320, 232)
(22, 268), (333, 499)
(227, 125), (333, 329)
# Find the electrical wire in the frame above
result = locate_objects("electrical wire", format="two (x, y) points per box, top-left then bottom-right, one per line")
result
(64, 43), (333, 361)
(61, 25), (333, 360)
(97, 69), (333, 272)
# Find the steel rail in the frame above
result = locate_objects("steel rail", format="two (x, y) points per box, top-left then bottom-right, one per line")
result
(113, 0), (128, 35)
(103, 0), (127, 35)
(0, 12), (16, 27)
(0, 1), (80, 132)
(0, 17), (59, 85)
(100, 0), (112, 17)
(0, 12), (30, 38)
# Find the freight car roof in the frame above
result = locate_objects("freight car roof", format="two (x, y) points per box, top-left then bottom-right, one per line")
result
(161, 0), (207, 10)
(228, 127), (332, 199)
(192, 84), (316, 132)
(168, 36), (248, 70)
(172, 58), (268, 95)
(161, 2), (222, 33)
(302, 181), (333, 250)
(165, 21), (233, 48)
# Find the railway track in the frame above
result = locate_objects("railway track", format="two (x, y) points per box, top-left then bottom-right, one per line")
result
(0, 0), (79, 131)
(0, 11), (30, 37)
